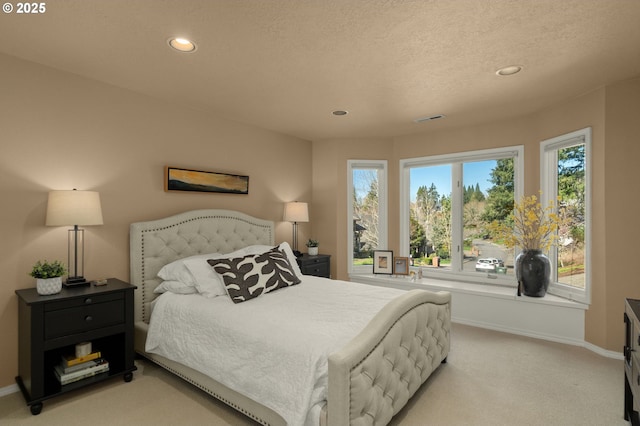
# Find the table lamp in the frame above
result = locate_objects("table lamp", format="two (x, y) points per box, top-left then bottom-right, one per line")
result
(46, 189), (103, 286)
(283, 201), (308, 257)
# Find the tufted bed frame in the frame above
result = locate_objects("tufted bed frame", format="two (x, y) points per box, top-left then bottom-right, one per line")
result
(130, 209), (451, 425)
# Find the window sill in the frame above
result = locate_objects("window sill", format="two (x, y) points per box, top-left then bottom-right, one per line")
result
(349, 273), (587, 345)
(350, 273), (586, 310)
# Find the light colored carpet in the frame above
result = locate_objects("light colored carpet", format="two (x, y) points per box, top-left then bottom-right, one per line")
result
(0, 324), (625, 425)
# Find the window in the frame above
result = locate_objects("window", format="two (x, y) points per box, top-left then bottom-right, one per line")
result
(400, 146), (524, 285)
(541, 128), (591, 304)
(348, 160), (388, 274)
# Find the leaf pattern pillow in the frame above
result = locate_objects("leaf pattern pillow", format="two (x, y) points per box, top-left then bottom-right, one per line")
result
(207, 247), (301, 303)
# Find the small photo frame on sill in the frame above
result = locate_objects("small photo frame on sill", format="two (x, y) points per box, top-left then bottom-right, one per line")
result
(393, 257), (409, 275)
(373, 250), (394, 275)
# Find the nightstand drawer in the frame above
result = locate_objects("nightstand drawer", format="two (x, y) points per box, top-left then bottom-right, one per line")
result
(44, 299), (124, 339)
(44, 292), (123, 311)
(300, 262), (330, 277)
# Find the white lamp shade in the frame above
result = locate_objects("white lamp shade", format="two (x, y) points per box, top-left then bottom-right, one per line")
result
(46, 190), (104, 226)
(283, 202), (309, 223)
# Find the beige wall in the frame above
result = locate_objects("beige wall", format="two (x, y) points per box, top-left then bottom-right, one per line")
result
(604, 77), (640, 349)
(311, 139), (393, 279)
(313, 77), (639, 352)
(0, 54), (312, 388)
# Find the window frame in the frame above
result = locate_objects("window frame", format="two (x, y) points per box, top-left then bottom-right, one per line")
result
(347, 160), (388, 274)
(399, 146), (524, 286)
(541, 127), (591, 304)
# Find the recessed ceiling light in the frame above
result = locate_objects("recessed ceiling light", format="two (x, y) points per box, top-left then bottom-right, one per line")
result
(332, 110), (348, 116)
(496, 65), (522, 76)
(168, 37), (197, 53)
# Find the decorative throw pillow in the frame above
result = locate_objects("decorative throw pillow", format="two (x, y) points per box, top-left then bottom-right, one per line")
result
(208, 247), (301, 303)
(245, 242), (304, 280)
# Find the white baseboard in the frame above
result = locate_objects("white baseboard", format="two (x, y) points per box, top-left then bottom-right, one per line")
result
(0, 383), (19, 397)
(583, 341), (624, 360)
(453, 316), (622, 359)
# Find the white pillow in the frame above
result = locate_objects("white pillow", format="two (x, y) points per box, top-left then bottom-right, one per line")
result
(154, 280), (198, 295)
(184, 254), (226, 298)
(157, 252), (219, 288)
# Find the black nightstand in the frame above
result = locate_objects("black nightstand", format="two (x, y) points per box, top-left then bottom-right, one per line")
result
(296, 254), (331, 278)
(15, 278), (137, 415)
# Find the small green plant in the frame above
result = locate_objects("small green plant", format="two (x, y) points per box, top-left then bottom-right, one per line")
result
(306, 239), (319, 248)
(30, 260), (66, 279)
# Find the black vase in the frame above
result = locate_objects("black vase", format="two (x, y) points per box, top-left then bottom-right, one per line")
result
(515, 250), (551, 297)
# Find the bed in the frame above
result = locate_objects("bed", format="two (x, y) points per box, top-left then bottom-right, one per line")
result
(130, 209), (451, 425)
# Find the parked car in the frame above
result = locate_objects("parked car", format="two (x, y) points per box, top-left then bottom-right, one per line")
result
(475, 258), (504, 272)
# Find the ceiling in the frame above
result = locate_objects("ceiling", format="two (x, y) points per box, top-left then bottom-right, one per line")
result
(1, 0), (639, 141)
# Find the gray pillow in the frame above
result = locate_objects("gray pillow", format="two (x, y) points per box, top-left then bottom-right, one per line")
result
(208, 247), (301, 303)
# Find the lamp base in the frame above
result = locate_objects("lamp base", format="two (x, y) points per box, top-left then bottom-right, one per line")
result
(293, 250), (303, 258)
(63, 276), (90, 287)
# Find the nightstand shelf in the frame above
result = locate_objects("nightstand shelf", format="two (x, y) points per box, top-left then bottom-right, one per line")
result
(296, 254), (331, 278)
(15, 278), (137, 415)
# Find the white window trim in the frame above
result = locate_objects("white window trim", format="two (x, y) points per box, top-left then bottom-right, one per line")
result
(347, 160), (388, 274)
(541, 127), (591, 305)
(399, 145), (524, 286)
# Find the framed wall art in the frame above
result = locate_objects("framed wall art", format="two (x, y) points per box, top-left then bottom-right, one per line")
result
(165, 167), (249, 194)
(373, 250), (394, 274)
(393, 257), (409, 275)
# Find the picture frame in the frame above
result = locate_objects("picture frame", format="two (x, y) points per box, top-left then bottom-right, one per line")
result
(165, 166), (249, 194)
(393, 257), (409, 275)
(373, 250), (394, 275)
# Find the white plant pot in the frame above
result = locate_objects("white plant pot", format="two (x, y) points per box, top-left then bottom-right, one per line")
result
(308, 247), (319, 256)
(36, 277), (62, 295)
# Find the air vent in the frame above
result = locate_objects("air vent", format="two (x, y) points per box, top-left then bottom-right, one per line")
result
(414, 114), (445, 123)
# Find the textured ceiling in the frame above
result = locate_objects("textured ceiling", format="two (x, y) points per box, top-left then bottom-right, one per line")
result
(1, 0), (639, 141)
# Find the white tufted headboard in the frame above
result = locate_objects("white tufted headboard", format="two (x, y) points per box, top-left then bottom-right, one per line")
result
(129, 209), (274, 324)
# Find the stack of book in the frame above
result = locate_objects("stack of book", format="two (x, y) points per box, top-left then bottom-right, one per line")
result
(54, 351), (109, 385)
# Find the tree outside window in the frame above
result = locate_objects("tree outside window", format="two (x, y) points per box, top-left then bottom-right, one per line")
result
(542, 127), (591, 304)
(348, 161), (387, 273)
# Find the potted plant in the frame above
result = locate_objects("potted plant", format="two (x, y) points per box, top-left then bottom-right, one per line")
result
(30, 260), (66, 295)
(306, 239), (319, 256)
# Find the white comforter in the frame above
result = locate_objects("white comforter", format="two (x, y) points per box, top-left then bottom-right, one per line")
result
(145, 276), (405, 426)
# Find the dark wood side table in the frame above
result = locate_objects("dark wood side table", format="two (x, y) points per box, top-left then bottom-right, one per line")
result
(296, 254), (331, 278)
(15, 278), (137, 415)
